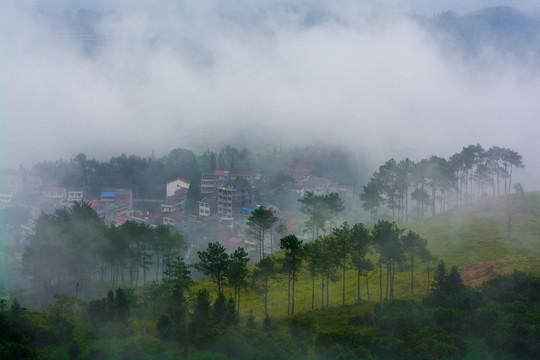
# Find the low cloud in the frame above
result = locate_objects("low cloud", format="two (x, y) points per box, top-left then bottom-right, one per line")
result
(1, 0), (539, 187)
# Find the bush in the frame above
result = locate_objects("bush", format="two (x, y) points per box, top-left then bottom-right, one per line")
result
(156, 314), (173, 341)
(414, 326), (467, 360)
(120, 343), (141, 360)
(0, 342), (37, 360)
(68, 341), (81, 360)
(87, 348), (107, 360)
(316, 330), (374, 360)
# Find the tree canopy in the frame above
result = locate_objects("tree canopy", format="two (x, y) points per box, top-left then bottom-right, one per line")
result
(298, 192), (344, 239)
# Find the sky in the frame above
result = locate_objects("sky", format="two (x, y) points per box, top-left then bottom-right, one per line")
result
(1, 0), (540, 187)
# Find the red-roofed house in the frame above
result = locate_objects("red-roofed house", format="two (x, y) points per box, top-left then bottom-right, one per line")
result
(145, 210), (163, 225)
(200, 170), (253, 194)
(113, 215), (138, 227)
(227, 237), (244, 249)
(163, 211), (185, 226)
(218, 227), (232, 243)
(25, 176), (42, 194)
(87, 200), (100, 208)
(283, 160), (313, 181)
(303, 177), (332, 195)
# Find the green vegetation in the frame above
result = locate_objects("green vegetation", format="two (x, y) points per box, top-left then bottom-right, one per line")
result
(30, 149), (201, 200)
(406, 192), (540, 274)
(3, 268), (540, 359)
(361, 144), (524, 223)
(21, 202), (187, 307)
(3, 144), (539, 359)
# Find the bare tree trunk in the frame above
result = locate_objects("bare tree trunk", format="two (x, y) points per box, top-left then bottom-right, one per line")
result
(342, 258), (346, 306)
(287, 272), (291, 315)
(237, 287), (241, 314)
(270, 228), (274, 256)
(155, 253), (160, 282)
(311, 276), (315, 310)
(262, 229), (266, 259)
(291, 270), (296, 315)
(504, 164), (508, 195)
(390, 260), (394, 299)
(405, 188), (409, 223)
(427, 258), (431, 291)
(326, 274), (330, 309)
(366, 274), (371, 302)
(357, 270), (361, 303)
(508, 165), (513, 194)
(410, 255), (414, 295)
(321, 275), (325, 310)
(379, 262), (383, 302)
(497, 168), (500, 196)
(264, 275), (268, 318)
(385, 263), (389, 300)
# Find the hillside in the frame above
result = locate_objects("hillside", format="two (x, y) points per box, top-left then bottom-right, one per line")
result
(406, 191), (540, 280)
(417, 6), (540, 65)
(232, 192), (540, 321)
(4, 193), (540, 360)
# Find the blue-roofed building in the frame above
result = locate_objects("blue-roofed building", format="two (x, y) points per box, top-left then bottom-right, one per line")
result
(101, 192), (116, 199)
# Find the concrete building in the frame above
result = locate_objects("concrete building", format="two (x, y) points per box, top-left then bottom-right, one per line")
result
(42, 187), (67, 204)
(217, 181), (255, 222)
(162, 178), (190, 212)
(200, 170), (254, 194)
(199, 195), (217, 218)
(67, 189), (84, 203)
(166, 177), (190, 197)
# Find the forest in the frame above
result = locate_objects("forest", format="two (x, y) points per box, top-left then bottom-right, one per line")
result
(1, 143), (537, 360)
(3, 231), (540, 359)
(3, 195), (540, 359)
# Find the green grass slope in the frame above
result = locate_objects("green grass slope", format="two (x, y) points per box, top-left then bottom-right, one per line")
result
(406, 192), (540, 275)
(228, 192), (540, 322)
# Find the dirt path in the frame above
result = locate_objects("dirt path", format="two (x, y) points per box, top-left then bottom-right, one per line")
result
(458, 256), (517, 286)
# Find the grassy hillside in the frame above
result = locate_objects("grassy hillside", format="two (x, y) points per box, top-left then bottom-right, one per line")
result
(406, 191), (540, 276)
(211, 192), (540, 322)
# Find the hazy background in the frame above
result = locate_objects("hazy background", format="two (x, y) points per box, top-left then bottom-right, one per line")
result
(1, 0), (539, 187)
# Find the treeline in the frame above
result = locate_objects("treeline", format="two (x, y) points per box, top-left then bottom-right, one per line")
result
(22, 202), (186, 307)
(198, 146), (251, 172)
(24, 144), (364, 199)
(282, 145), (363, 188)
(23, 200), (432, 313)
(194, 220), (431, 319)
(28, 148), (200, 199)
(361, 144), (524, 222)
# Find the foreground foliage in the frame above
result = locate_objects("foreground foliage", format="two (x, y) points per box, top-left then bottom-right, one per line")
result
(2, 270), (539, 360)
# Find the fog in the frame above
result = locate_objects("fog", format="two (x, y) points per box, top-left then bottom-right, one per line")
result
(1, 0), (539, 187)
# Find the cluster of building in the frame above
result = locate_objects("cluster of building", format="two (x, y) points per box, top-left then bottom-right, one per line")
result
(1, 160), (352, 259)
(283, 160), (354, 197)
(198, 170), (257, 224)
(0, 173), (136, 225)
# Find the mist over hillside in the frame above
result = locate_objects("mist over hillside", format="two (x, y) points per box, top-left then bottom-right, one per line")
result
(416, 6), (540, 66)
(2, 0), (540, 190)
